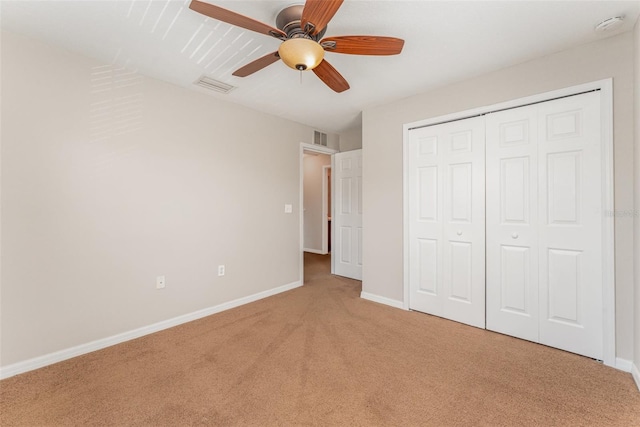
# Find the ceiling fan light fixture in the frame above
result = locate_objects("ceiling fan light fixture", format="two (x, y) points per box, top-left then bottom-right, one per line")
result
(278, 38), (324, 71)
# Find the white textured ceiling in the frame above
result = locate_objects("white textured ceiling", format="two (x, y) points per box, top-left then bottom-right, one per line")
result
(2, 1), (639, 133)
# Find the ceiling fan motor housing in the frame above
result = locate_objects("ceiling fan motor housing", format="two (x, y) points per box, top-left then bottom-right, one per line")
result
(275, 5), (327, 40)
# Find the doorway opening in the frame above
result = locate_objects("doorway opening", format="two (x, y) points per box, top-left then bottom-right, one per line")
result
(299, 143), (337, 284)
(303, 152), (331, 254)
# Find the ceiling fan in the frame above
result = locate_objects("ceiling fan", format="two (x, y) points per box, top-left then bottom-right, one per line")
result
(189, 0), (405, 93)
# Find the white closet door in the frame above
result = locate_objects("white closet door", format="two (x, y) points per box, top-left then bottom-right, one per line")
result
(486, 105), (539, 342)
(486, 91), (603, 360)
(333, 150), (362, 280)
(537, 92), (603, 359)
(408, 117), (485, 328)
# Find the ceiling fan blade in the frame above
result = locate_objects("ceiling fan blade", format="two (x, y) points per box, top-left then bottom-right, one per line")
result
(320, 36), (405, 55)
(301, 0), (344, 36)
(189, 0), (286, 39)
(232, 52), (281, 77)
(312, 59), (350, 93)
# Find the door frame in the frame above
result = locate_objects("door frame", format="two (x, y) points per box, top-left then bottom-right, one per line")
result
(322, 165), (331, 255)
(402, 79), (615, 367)
(299, 143), (338, 283)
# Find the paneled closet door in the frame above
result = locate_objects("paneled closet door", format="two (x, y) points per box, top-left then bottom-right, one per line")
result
(486, 105), (539, 342)
(537, 92), (603, 360)
(408, 117), (485, 328)
(486, 91), (603, 360)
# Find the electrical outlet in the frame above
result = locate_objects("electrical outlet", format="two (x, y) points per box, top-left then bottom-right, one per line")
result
(156, 276), (166, 289)
(218, 265), (225, 276)
(284, 204), (293, 214)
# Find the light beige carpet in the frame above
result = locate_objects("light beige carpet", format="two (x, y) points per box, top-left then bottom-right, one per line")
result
(1, 253), (639, 426)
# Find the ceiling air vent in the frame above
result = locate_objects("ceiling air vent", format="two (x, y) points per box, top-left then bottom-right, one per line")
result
(195, 75), (236, 94)
(313, 130), (328, 147)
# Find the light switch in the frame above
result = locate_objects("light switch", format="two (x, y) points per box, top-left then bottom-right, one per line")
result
(284, 204), (293, 214)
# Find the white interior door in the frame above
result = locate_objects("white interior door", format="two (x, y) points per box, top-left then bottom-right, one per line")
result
(486, 104), (539, 342)
(537, 92), (603, 359)
(333, 150), (362, 280)
(408, 117), (485, 328)
(486, 91), (603, 360)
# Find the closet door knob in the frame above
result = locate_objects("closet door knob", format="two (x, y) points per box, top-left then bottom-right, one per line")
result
(456, 230), (462, 236)
(512, 233), (519, 239)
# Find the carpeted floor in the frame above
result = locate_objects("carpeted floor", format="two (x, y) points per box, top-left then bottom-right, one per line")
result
(1, 253), (639, 426)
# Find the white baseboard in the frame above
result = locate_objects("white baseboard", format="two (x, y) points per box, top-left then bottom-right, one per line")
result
(632, 363), (640, 392)
(599, 358), (640, 392)
(0, 280), (302, 380)
(360, 292), (405, 310)
(303, 248), (328, 255)
(615, 357), (633, 372)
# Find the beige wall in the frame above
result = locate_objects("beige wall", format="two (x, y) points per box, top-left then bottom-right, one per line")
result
(303, 153), (331, 252)
(0, 31), (315, 367)
(325, 133), (340, 152)
(339, 125), (363, 152)
(362, 32), (635, 360)
(634, 17), (640, 375)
